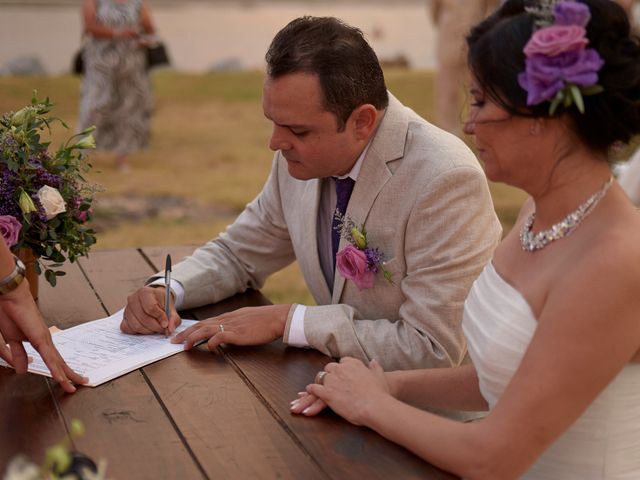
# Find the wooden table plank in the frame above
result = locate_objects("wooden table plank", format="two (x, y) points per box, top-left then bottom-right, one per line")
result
(216, 342), (457, 480)
(144, 248), (455, 479)
(0, 371), (68, 471)
(78, 248), (153, 313)
(2, 245), (458, 479)
(1, 260), (107, 471)
(38, 260), (106, 329)
(50, 249), (205, 480)
(93, 247), (327, 479)
(140, 244), (200, 272)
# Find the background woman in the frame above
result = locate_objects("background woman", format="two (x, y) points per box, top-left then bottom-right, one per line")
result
(78, 0), (156, 171)
(291, 1), (640, 478)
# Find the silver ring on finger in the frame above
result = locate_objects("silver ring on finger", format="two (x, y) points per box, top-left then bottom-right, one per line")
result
(315, 371), (328, 385)
(218, 324), (224, 333)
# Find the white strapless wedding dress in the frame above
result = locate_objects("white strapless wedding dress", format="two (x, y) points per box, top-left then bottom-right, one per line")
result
(462, 263), (640, 479)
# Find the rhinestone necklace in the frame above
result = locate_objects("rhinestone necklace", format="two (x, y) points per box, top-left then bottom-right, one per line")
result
(520, 176), (614, 252)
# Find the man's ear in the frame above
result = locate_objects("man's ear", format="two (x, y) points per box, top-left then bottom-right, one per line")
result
(350, 104), (378, 141)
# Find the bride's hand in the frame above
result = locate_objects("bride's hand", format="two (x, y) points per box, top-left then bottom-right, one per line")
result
(290, 391), (327, 416)
(306, 358), (391, 426)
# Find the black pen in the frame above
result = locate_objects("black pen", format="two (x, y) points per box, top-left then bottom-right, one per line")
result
(164, 254), (172, 336)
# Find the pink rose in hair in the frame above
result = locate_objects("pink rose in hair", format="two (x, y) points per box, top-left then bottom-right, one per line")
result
(524, 25), (588, 57)
(336, 244), (375, 290)
(0, 215), (22, 247)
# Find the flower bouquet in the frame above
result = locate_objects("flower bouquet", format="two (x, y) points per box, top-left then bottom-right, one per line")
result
(0, 93), (98, 288)
(4, 419), (108, 480)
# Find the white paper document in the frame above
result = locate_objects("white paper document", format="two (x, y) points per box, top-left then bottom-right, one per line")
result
(0, 309), (197, 387)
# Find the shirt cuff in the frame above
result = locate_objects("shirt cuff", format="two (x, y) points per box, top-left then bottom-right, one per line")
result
(285, 304), (309, 347)
(148, 278), (185, 310)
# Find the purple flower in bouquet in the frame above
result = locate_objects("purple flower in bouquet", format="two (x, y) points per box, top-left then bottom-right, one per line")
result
(0, 170), (21, 219)
(0, 215), (22, 247)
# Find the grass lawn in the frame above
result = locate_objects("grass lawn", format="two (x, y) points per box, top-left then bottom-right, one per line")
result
(0, 70), (527, 305)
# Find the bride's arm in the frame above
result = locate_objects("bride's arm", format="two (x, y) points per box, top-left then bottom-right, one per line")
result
(307, 243), (640, 479)
(291, 362), (487, 415)
(387, 363), (488, 411)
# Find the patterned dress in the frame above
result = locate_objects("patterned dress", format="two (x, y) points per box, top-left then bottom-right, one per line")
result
(78, 0), (152, 155)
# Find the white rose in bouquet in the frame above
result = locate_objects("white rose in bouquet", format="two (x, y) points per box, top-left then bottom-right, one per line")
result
(37, 185), (67, 220)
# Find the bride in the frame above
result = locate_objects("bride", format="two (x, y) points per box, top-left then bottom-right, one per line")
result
(290, 0), (640, 478)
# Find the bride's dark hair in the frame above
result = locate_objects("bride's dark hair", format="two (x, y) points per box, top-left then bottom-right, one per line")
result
(467, 0), (640, 153)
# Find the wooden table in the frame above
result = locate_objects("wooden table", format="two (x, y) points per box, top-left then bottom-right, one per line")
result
(0, 246), (456, 480)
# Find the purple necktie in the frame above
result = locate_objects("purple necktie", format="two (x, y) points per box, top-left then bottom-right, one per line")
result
(332, 177), (355, 268)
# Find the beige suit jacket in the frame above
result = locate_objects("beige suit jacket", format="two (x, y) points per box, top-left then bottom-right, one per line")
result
(156, 94), (501, 370)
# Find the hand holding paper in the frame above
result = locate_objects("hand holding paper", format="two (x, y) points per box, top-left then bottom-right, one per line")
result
(0, 309), (197, 387)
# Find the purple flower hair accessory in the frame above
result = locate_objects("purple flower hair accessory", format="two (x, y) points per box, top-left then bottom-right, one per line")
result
(553, 1), (591, 26)
(520, 0), (604, 115)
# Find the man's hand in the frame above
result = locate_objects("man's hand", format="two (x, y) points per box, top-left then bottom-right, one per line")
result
(171, 304), (292, 350)
(121, 286), (181, 335)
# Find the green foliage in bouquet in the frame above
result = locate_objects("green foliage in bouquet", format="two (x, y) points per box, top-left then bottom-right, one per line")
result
(3, 419), (108, 480)
(0, 93), (99, 286)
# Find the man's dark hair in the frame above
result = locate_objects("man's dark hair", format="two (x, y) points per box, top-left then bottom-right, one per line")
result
(265, 16), (389, 131)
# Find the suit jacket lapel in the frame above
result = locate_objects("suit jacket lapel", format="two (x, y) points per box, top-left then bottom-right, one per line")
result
(331, 94), (408, 303)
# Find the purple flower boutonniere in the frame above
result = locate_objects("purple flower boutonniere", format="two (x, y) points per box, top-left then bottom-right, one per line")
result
(334, 212), (393, 290)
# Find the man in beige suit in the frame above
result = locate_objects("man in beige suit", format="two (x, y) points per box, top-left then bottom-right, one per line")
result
(122, 16), (501, 371)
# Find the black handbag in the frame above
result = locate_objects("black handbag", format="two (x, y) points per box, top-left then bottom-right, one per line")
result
(146, 42), (170, 69)
(72, 42), (169, 74)
(72, 48), (84, 75)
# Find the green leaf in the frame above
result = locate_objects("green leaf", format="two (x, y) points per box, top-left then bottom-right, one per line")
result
(582, 84), (604, 96)
(383, 268), (395, 286)
(44, 444), (71, 475)
(70, 419), (85, 437)
(549, 94), (563, 116)
(44, 269), (57, 287)
(569, 84), (585, 114)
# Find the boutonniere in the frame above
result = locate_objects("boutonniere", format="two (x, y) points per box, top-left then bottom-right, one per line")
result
(334, 212), (394, 290)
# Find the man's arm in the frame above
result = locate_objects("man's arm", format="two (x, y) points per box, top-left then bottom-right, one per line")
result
(156, 156), (296, 308)
(122, 156), (297, 334)
(301, 166), (501, 370)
